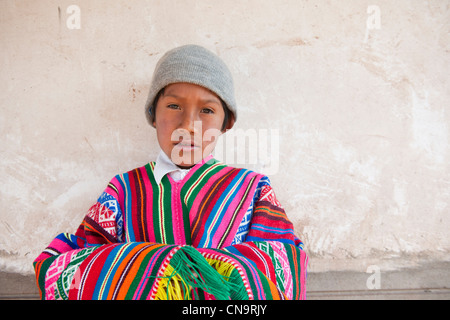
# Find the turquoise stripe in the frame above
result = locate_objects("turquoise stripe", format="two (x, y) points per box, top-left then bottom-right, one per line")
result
(245, 236), (295, 245)
(251, 224), (295, 235)
(117, 173), (135, 242)
(92, 243), (135, 299)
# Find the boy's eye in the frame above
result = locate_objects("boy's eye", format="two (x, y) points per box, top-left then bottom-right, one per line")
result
(167, 104), (180, 110)
(201, 108), (214, 114)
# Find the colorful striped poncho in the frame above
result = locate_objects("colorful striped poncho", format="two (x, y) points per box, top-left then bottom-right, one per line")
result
(33, 156), (308, 300)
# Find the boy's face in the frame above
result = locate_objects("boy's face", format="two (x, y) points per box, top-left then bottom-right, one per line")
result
(153, 82), (233, 168)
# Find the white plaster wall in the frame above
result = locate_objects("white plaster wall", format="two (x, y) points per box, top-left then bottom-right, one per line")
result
(1, 0), (449, 275)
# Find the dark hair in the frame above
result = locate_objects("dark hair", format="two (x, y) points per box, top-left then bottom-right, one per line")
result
(150, 87), (231, 131)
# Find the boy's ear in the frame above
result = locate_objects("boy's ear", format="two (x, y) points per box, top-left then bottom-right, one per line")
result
(223, 113), (235, 132)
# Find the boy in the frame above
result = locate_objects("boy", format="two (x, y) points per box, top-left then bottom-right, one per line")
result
(34, 45), (308, 300)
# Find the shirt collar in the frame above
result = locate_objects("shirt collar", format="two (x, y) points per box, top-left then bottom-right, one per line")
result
(153, 150), (191, 184)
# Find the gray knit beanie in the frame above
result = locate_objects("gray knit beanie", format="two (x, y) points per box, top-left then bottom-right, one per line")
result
(144, 44), (237, 127)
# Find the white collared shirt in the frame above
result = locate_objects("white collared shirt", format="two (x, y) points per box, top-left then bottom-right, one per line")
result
(153, 151), (191, 184)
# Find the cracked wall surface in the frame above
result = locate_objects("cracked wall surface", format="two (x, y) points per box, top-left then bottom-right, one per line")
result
(1, 0), (449, 275)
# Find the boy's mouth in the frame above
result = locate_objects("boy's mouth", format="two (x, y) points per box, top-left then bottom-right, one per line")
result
(173, 140), (201, 151)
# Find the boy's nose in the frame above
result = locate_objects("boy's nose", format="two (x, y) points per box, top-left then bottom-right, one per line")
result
(180, 111), (200, 134)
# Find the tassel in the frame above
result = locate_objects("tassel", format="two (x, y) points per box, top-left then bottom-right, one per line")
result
(171, 246), (233, 300)
(152, 264), (190, 300)
(206, 256), (249, 300)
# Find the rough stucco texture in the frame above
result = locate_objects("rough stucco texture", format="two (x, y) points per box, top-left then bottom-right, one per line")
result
(1, 0), (449, 274)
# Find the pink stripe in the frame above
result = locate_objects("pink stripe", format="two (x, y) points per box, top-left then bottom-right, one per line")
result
(299, 249), (308, 300)
(108, 176), (126, 240)
(183, 154), (214, 183)
(132, 245), (171, 300)
(189, 166), (232, 225)
(171, 182), (186, 244)
(108, 176), (125, 205)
